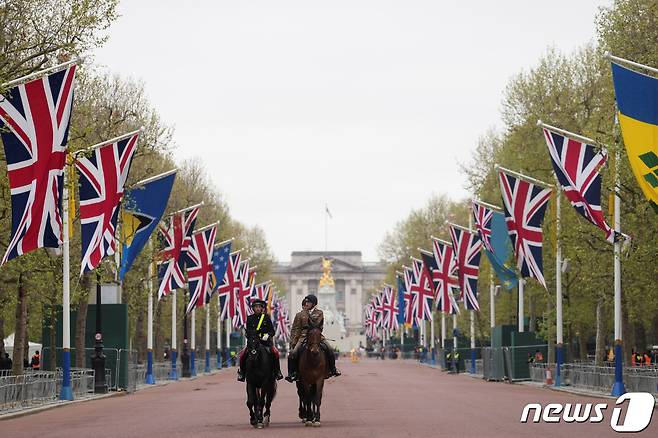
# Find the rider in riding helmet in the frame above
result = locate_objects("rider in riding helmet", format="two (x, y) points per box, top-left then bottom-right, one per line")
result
(237, 299), (283, 382)
(285, 294), (341, 382)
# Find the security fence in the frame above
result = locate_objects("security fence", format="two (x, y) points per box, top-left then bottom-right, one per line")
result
(0, 371), (57, 412)
(529, 363), (658, 397)
(0, 368), (95, 413)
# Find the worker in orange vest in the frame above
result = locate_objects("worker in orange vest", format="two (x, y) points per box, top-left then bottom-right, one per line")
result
(30, 351), (40, 370)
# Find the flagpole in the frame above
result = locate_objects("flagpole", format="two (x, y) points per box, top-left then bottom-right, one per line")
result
(205, 305), (211, 373)
(604, 51), (658, 75)
(217, 299), (222, 369)
(77, 128), (143, 155)
(537, 120), (599, 146)
(495, 165), (555, 189)
(60, 157), (73, 401)
(169, 290), (178, 380)
(2, 57), (83, 88)
(324, 204), (327, 252)
(555, 184), (563, 386)
(612, 128), (626, 396)
(430, 312), (435, 365)
(191, 307), (197, 377)
(518, 279), (524, 332)
(145, 241), (155, 384)
(452, 313), (458, 372)
(490, 272), (495, 330)
(130, 168), (177, 188)
(468, 213), (476, 374)
(225, 319), (231, 365)
(441, 313), (446, 349)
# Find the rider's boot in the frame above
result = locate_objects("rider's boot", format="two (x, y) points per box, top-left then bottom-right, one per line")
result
(273, 355), (283, 380)
(237, 351), (246, 382)
(285, 354), (297, 382)
(325, 349), (341, 378)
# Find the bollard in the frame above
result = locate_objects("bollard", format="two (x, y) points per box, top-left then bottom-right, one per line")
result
(545, 367), (554, 385)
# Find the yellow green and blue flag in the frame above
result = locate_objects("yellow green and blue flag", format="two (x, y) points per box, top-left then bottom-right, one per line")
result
(611, 61), (658, 213)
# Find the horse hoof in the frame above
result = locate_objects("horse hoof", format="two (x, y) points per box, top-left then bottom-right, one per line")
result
(305, 421), (312, 427)
(313, 421), (321, 427)
(256, 423), (264, 429)
(264, 416), (270, 427)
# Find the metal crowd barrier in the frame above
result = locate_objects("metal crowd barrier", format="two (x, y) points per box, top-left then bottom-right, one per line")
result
(529, 363), (658, 397)
(0, 372), (58, 412)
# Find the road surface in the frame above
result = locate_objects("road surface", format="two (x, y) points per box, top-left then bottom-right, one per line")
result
(2, 359), (656, 437)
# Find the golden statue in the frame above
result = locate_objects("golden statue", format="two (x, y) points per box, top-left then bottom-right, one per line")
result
(319, 257), (335, 287)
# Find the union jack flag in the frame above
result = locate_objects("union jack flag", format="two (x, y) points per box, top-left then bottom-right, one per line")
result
(472, 202), (495, 254)
(217, 251), (242, 320)
(272, 295), (290, 341)
(251, 281), (271, 306)
(233, 260), (253, 328)
(364, 304), (377, 339)
(0, 65), (76, 263)
(410, 258), (434, 321)
(402, 267), (418, 325)
(449, 224), (483, 311)
(542, 127), (614, 242)
(371, 292), (386, 329)
(76, 132), (138, 274)
(431, 237), (460, 315)
(184, 225), (217, 314)
(382, 285), (399, 333)
(157, 206), (199, 299)
(498, 170), (552, 289)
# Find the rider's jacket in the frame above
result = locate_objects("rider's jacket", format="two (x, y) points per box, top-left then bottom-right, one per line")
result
(245, 313), (275, 341)
(290, 307), (324, 348)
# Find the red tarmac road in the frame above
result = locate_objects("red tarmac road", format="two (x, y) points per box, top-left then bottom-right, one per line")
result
(2, 359), (657, 437)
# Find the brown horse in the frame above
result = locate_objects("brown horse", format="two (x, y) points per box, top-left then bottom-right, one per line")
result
(296, 325), (327, 427)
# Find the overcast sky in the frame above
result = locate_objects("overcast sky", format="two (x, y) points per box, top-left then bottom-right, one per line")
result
(94, 0), (609, 262)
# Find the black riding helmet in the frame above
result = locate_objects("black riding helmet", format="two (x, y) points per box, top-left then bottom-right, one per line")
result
(302, 294), (318, 307)
(249, 298), (267, 309)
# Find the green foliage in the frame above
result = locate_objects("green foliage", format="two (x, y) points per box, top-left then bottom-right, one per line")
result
(378, 0), (658, 353)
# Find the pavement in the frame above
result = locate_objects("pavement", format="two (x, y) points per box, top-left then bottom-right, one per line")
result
(1, 359), (657, 437)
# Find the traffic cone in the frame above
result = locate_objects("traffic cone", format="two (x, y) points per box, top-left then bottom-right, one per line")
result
(545, 367), (554, 385)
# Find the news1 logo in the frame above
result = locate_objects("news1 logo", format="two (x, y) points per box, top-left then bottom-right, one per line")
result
(520, 392), (655, 432)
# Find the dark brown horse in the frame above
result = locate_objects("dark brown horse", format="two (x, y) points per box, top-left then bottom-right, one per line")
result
(296, 325), (327, 427)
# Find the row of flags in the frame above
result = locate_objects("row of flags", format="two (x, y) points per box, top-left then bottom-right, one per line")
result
(0, 60), (292, 335)
(364, 54), (658, 338)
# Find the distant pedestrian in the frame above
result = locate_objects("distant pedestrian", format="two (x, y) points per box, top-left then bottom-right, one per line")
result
(30, 350), (40, 370)
(5, 353), (13, 370)
(527, 353), (535, 365)
(644, 351), (651, 366)
(534, 349), (544, 363)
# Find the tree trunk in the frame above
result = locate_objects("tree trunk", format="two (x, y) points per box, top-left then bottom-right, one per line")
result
(528, 292), (535, 333)
(595, 297), (605, 366)
(12, 273), (27, 375)
(622, 309), (633, 366)
(75, 273), (92, 368)
(154, 300), (164, 363)
(578, 326), (588, 361)
(0, 311), (5, 357)
(135, 310), (146, 362)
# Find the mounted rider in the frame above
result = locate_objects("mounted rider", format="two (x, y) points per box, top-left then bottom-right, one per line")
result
(285, 294), (341, 382)
(237, 299), (284, 382)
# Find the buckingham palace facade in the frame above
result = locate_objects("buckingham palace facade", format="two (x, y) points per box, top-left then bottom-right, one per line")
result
(272, 251), (387, 336)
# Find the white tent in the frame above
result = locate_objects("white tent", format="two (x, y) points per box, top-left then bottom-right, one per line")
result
(3, 333), (42, 362)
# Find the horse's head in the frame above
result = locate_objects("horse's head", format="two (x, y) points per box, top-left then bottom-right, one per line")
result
(306, 325), (322, 355)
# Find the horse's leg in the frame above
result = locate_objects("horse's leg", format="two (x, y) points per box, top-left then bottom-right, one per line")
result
(263, 382), (273, 427)
(313, 379), (324, 426)
(246, 383), (257, 426)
